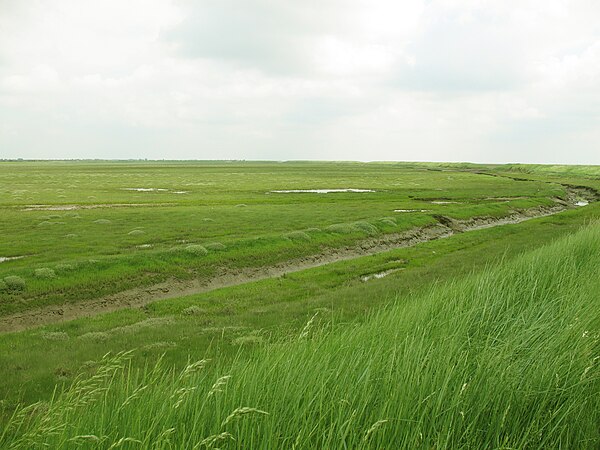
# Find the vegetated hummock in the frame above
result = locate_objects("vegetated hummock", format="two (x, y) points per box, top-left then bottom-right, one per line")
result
(0, 161), (599, 448)
(2, 224), (598, 449)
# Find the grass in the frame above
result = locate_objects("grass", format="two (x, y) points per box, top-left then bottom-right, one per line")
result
(0, 200), (598, 420)
(2, 222), (598, 449)
(0, 161), (570, 314)
(1, 161), (599, 447)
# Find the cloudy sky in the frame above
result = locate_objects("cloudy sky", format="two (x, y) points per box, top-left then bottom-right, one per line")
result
(0, 0), (599, 163)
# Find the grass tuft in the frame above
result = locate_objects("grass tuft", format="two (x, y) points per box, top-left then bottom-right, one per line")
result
(3, 275), (26, 291)
(204, 242), (226, 251)
(284, 231), (311, 242)
(185, 244), (208, 256)
(34, 268), (56, 279)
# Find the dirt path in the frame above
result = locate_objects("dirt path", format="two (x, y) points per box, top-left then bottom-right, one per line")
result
(2, 196), (590, 334)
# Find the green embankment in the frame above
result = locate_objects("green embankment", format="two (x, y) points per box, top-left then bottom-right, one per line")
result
(3, 223), (598, 449)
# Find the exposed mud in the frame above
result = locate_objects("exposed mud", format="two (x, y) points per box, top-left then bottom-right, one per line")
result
(0, 186), (595, 334)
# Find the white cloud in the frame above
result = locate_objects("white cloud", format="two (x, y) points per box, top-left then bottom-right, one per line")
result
(0, 0), (599, 163)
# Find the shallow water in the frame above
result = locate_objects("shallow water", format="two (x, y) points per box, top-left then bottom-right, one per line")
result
(271, 188), (375, 194)
(0, 256), (25, 263)
(394, 209), (429, 213)
(361, 268), (404, 282)
(575, 200), (589, 207)
(431, 201), (459, 204)
(123, 188), (168, 192)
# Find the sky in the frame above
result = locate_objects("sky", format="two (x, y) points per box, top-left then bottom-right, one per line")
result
(0, 0), (599, 164)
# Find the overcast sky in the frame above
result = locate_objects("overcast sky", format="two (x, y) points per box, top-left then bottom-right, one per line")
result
(0, 0), (599, 163)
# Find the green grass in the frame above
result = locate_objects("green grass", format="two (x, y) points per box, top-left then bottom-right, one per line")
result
(1, 161), (599, 447)
(0, 161), (568, 314)
(0, 201), (597, 423)
(2, 222), (598, 449)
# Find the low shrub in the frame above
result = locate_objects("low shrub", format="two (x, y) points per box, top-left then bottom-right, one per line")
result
(284, 231), (311, 242)
(40, 331), (69, 341)
(352, 220), (379, 235)
(326, 223), (357, 234)
(182, 305), (206, 316)
(204, 242), (226, 251)
(4, 275), (26, 291)
(55, 264), (75, 272)
(34, 268), (56, 279)
(185, 244), (208, 256)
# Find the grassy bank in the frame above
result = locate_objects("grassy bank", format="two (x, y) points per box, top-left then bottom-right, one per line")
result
(1, 203), (597, 413)
(3, 223), (599, 449)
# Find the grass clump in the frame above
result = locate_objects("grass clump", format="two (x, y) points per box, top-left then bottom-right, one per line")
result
(378, 217), (397, 227)
(34, 268), (56, 279)
(3, 275), (26, 291)
(327, 221), (379, 235)
(4, 225), (599, 448)
(182, 305), (206, 316)
(185, 244), (208, 256)
(232, 334), (265, 346)
(78, 332), (110, 342)
(40, 331), (69, 341)
(326, 223), (357, 234)
(284, 231), (311, 242)
(352, 220), (379, 235)
(54, 263), (75, 272)
(204, 242), (226, 251)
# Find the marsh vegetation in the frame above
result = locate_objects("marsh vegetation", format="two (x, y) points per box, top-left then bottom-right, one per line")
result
(0, 161), (598, 448)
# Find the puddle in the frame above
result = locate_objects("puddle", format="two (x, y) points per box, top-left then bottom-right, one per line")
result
(394, 209), (429, 213)
(575, 200), (589, 207)
(361, 268), (404, 282)
(0, 256), (25, 263)
(123, 188), (169, 192)
(22, 203), (174, 211)
(431, 201), (459, 205)
(271, 189), (375, 194)
(485, 196), (530, 201)
(173, 191), (189, 194)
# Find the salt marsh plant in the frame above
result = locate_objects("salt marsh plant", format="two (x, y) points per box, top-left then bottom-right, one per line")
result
(34, 268), (56, 279)
(3, 275), (26, 291)
(352, 220), (379, 235)
(3, 225), (598, 448)
(283, 231), (311, 242)
(185, 244), (208, 256)
(327, 221), (379, 235)
(204, 242), (226, 251)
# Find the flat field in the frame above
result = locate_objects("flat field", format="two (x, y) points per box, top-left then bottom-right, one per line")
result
(0, 161), (599, 448)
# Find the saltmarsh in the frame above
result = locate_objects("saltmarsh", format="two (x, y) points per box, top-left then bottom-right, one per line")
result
(2, 220), (598, 449)
(0, 161), (565, 314)
(1, 161), (599, 442)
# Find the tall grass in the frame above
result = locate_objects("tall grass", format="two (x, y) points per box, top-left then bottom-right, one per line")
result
(2, 225), (599, 449)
